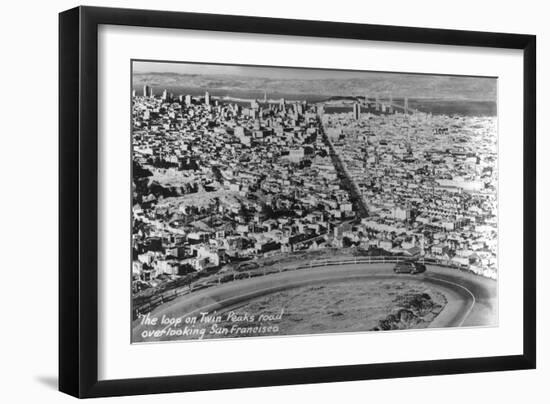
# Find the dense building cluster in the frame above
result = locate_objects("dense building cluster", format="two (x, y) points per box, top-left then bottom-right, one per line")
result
(323, 107), (497, 279)
(131, 87), (498, 296)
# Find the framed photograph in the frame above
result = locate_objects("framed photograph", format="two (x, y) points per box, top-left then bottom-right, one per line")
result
(59, 6), (536, 398)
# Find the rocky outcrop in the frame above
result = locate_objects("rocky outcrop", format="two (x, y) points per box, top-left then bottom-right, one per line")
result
(371, 292), (445, 331)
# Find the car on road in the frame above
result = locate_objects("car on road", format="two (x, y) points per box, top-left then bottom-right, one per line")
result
(393, 260), (427, 274)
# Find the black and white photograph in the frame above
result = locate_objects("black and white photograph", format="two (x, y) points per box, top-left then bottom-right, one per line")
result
(0, 0), (544, 401)
(131, 60), (498, 343)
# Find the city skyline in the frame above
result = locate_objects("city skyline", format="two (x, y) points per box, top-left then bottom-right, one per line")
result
(133, 61), (498, 101)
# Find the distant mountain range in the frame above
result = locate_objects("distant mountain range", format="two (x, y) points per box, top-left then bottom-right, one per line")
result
(133, 72), (496, 101)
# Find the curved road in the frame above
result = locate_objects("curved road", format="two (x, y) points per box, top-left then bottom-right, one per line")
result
(133, 263), (497, 342)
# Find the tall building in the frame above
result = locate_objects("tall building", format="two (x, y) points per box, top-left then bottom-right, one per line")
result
(353, 103), (361, 120)
(161, 89), (168, 101)
(143, 85), (153, 97)
(205, 91), (210, 106)
(404, 97), (409, 114)
(295, 103), (303, 117)
(185, 95), (192, 106)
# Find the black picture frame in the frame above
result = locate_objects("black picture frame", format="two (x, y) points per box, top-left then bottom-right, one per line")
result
(59, 5), (536, 398)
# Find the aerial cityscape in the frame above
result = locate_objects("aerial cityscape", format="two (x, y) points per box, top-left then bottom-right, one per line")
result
(131, 61), (498, 342)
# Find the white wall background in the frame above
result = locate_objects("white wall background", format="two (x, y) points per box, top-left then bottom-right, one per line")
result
(0, 0), (546, 402)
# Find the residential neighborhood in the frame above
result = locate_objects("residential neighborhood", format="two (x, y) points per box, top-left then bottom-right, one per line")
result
(131, 83), (498, 311)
